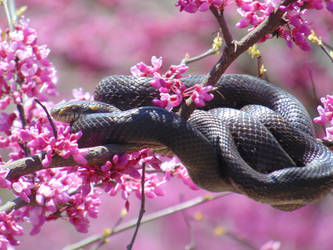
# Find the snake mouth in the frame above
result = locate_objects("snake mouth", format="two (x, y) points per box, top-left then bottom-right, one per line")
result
(56, 113), (78, 123)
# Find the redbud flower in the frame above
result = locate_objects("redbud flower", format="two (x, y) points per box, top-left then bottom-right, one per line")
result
(184, 84), (214, 107)
(260, 240), (281, 250)
(132, 56), (213, 110)
(314, 95), (333, 139)
(176, 0), (224, 13)
(0, 210), (24, 247)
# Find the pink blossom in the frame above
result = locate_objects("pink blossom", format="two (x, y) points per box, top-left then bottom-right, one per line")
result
(233, 0), (329, 50)
(130, 56), (163, 77)
(66, 190), (101, 233)
(314, 105), (333, 125)
(176, 0), (224, 13)
(327, 0), (333, 11)
(159, 155), (200, 190)
(314, 95), (333, 125)
(11, 177), (33, 203)
(0, 18), (57, 106)
(314, 95), (333, 139)
(154, 92), (183, 111)
(0, 211), (23, 246)
(0, 97), (11, 110)
(184, 84), (214, 107)
(132, 56), (214, 110)
(10, 120), (88, 167)
(0, 168), (11, 189)
(260, 240), (281, 250)
(0, 112), (16, 135)
(72, 88), (92, 101)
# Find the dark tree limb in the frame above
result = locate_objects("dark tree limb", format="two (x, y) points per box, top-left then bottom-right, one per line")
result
(5, 143), (148, 180)
(209, 7), (233, 47)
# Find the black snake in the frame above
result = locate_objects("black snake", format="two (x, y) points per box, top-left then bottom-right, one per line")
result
(51, 74), (333, 211)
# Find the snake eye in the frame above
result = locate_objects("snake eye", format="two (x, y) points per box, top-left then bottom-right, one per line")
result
(71, 105), (80, 113)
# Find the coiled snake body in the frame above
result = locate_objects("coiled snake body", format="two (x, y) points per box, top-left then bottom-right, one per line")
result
(51, 74), (333, 211)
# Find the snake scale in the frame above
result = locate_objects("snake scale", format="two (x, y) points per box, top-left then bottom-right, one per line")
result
(51, 74), (333, 211)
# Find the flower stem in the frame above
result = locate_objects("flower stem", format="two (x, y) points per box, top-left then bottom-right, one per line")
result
(1, 0), (14, 31)
(127, 163), (146, 250)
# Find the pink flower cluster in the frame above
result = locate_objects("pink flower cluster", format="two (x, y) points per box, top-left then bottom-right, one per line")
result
(0, 210), (23, 248)
(176, 0), (333, 51)
(77, 148), (199, 211)
(314, 95), (333, 140)
(235, 0), (319, 49)
(176, 0), (224, 13)
(131, 56), (214, 110)
(277, 2), (312, 50)
(235, 0), (279, 30)
(1, 167), (102, 237)
(0, 19), (96, 247)
(237, 0), (333, 49)
(0, 19), (57, 109)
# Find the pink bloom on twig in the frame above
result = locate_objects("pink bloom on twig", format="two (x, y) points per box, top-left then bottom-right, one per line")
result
(132, 56), (214, 110)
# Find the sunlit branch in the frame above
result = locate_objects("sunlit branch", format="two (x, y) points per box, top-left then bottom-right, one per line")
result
(181, 48), (218, 65)
(5, 144), (148, 181)
(63, 192), (230, 250)
(210, 7), (233, 47)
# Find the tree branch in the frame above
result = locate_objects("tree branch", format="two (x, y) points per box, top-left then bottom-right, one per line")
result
(181, 48), (217, 65)
(179, 0), (296, 119)
(5, 143), (149, 180)
(63, 192), (230, 250)
(0, 196), (33, 213)
(210, 7), (233, 47)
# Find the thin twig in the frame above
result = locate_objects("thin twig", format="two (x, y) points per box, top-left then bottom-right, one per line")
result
(307, 69), (319, 104)
(210, 7), (233, 47)
(319, 44), (333, 63)
(181, 48), (217, 65)
(63, 192), (230, 250)
(16, 103), (27, 128)
(34, 98), (58, 139)
(8, 0), (16, 24)
(93, 208), (129, 249)
(181, 197), (196, 250)
(323, 41), (333, 51)
(16, 103), (31, 156)
(113, 210), (128, 229)
(127, 163), (146, 250)
(225, 231), (257, 249)
(256, 55), (264, 78)
(0, 196), (34, 212)
(206, 218), (257, 248)
(1, 0), (14, 31)
(319, 138), (333, 150)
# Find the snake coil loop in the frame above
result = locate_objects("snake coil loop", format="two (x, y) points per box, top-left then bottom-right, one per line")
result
(52, 74), (333, 211)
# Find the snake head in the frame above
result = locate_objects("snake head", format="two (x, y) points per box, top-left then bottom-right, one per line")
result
(51, 101), (87, 123)
(51, 100), (120, 123)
